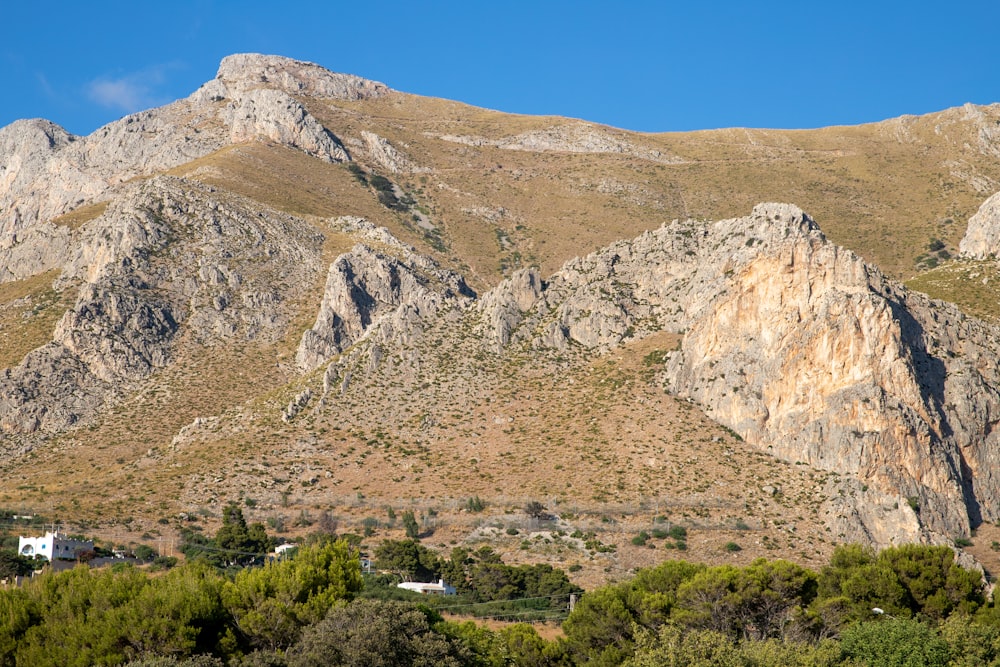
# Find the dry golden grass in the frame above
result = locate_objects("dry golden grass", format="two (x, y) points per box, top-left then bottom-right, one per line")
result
(0, 270), (73, 369)
(321, 93), (1000, 287)
(905, 260), (1000, 323)
(50, 201), (109, 230)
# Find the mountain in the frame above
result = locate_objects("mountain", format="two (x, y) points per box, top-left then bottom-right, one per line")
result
(3, 53), (1000, 580)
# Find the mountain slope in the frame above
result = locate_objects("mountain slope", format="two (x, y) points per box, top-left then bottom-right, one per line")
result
(2, 54), (1000, 578)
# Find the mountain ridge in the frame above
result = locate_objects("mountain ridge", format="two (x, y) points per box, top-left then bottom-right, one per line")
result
(3, 54), (1000, 579)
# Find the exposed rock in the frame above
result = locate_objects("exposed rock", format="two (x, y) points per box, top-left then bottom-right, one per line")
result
(0, 175), (324, 440)
(959, 190), (1000, 258)
(282, 388), (313, 422)
(213, 53), (390, 101)
(475, 267), (543, 351)
(0, 53), (367, 252)
(436, 122), (682, 163)
(223, 88), (349, 162)
(469, 203), (1000, 543)
(296, 233), (475, 372)
(361, 130), (425, 174)
(0, 223), (73, 282)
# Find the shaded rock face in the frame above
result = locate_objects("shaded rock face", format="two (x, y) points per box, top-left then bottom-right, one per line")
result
(468, 203), (1000, 542)
(959, 190), (1000, 258)
(296, 223), (475, 372)
(0, 175), (324, 439)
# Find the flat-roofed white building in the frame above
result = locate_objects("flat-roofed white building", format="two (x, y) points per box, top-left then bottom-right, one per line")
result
(397, 579), (456, 595)
(18, 532), (93, 561)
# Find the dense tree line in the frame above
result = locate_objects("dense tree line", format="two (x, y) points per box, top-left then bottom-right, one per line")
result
(1, 541), (997, 666)
(0, 540), (361, 666)
(562, 543), (988, 666)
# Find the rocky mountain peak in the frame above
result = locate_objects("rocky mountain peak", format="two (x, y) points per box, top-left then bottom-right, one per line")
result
(0, 54), (368, 239)
(211, 53), (390, 101)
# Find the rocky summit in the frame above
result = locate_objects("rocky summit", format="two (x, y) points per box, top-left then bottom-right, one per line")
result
(4, 53), (1000, 577)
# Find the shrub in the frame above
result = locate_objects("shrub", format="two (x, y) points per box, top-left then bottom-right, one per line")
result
(465, 496), (486, 513)
(402, 511), (419, 539)
(524, 501), (547, 519)
(724, 542), (742, 552)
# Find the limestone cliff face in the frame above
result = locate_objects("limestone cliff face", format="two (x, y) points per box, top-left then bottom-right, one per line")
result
(960, 190), (1000, 258)
(294, 204), (993, 543)
(470, 204), (1000, 541)
(221, 88), (349, 162)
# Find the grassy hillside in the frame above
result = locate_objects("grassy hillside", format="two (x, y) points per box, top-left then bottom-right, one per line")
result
(3, 92), (999, 583)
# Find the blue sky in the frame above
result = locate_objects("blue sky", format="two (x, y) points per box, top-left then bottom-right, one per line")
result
(3, 1), (998, 136)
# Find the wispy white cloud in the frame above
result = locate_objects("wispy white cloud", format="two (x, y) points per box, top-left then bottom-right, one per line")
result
(35, 72), (56, 99)
(86, 64), (176, 113)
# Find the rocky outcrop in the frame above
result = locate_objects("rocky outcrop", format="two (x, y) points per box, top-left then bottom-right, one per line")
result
(211, 53), (389, 101)
(959, 191), (1000, 258)
(0, 223), (73, 282)
(296, 225), (475, 372)
(0, 175), (325, 438)
(223, 88), (348, 162)
(475, 268), (544, 351)
(360, 131), (424, 174)
(437, 122), (681, 163)
(470, 203), (1000, 542)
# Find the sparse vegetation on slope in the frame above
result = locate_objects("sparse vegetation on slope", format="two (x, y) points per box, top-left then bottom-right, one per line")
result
(2, 54), (1000, 590)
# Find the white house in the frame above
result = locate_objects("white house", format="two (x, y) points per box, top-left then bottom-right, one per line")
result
(272, 543), (298, 559)
(397, 579), (456, 595)
(18, 532), (93, 561)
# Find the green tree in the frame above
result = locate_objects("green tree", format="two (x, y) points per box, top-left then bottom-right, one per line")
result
(732, 558), (817, 640)
(111, 562), (228, 659)
(134, 544), (156, 562)
(215, 504), (272, 567)
(498, 623), (562, 667)
(402, 511), (420, 539)
(561, 559), (704, 666)
(562, 587), (636, 666)
(374, 540), (440, 582)
(524, 501), (547, 520)
(878, 543), (983, 619)
(3, 562), (230, 666)
(626, 624), (841, 667)
(439, 547), (471, 596)
(0, 552), (34, 580)
(286, 599), (467, 667)
(673, 565), (743, 637)
(0, 586), (39, 665)
(221, 540), (363, 652)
